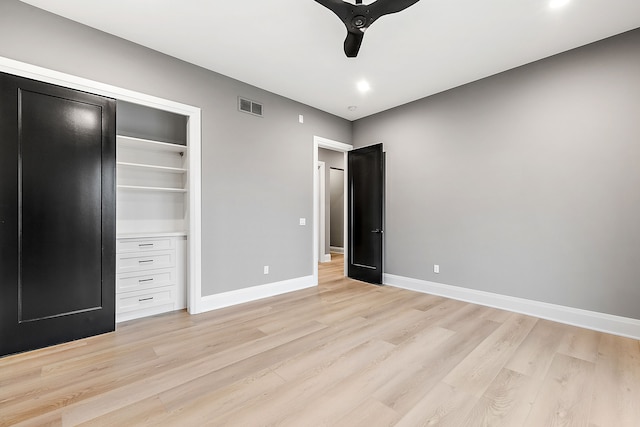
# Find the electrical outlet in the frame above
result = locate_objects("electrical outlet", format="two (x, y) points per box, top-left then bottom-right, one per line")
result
(264, 265), (269, 274)
(434, 264), (440, 274)
(299, 218), (306, 226)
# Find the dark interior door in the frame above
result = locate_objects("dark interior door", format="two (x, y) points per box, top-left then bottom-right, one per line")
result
(348, 143), (384, 284)
(0, 72), (116, 357)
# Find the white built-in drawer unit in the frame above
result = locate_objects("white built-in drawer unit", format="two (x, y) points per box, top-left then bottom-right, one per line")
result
(116, 285), (178, 316)
(116, 250), (175, 274)
(115, 235), (186, 322)
(116, 269), (176, 294)
(116, 237), (174, 253)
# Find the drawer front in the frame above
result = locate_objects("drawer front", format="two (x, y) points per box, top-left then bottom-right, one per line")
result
(116, 250), (175, 274)
(117, 237), (174, 253)
(116, 285), (176, 314)
(116, 268), (175, 293)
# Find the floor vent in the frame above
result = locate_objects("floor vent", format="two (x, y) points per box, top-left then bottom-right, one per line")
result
(238, 97), (263, 117)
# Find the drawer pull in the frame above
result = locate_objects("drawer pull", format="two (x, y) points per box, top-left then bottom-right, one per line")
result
(138, 278), (154, 283)
(139, 297), (154, 302)
(139, 243), (154, 247)
(138, 259), (154, 264)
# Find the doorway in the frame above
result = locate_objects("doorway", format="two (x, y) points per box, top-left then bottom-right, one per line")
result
(313, 136), (352, 285)
(317, 160), (328, 263)
(329, 167), (345, 256)
(318, 149), (346, 264)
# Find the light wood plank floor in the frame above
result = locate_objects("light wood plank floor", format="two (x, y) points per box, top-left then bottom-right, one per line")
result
(2, 254), (640, 426)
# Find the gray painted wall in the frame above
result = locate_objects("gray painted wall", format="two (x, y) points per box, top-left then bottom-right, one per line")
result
(0, 0), (351, 295)
(353, 29), (640, 320)
(329, 168), (344, 248)
(117, 100), (188, 145)
(318, 148), (345, 255)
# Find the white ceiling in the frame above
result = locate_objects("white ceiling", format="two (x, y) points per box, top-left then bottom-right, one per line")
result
(20, 0), (640, 120)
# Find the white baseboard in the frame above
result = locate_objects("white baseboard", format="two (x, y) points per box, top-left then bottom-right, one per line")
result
(321, 253), (332, 263)
(199, 275), (316, 313)
(330, 246), (344, 254)
(384, 274), (640, 340)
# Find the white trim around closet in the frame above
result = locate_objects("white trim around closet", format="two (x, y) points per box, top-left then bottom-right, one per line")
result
(0, 56), (204, 316)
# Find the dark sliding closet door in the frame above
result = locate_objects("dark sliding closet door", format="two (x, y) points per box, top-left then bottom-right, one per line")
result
(0, 72), (116, 357)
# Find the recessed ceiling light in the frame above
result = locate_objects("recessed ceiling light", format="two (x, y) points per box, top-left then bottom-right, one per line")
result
(549, 0), (570, 9)
(357, 80), (371, 93)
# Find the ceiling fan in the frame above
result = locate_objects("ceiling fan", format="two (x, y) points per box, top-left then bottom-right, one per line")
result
(314, 0), (422, 58)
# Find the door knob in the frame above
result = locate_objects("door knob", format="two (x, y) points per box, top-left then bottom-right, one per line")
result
(371, 229), (383, 233)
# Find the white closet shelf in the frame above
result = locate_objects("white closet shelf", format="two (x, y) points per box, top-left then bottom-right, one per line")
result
(117, 135), (186, 153)
(117, 185), (187, 193)
(117, 162), (187, 174)
(117, 231), (188, 239)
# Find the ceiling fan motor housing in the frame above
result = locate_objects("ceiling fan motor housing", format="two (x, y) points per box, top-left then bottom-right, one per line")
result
(352, 15), (367, 28)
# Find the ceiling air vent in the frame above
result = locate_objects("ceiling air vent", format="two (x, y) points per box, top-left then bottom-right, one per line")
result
(238, 97), (263, 117)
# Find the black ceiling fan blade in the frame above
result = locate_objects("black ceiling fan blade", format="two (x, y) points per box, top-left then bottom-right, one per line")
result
(370, 0), (422, 17)
(344, 31), (364, 58)
(314, 0), (351, 23)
